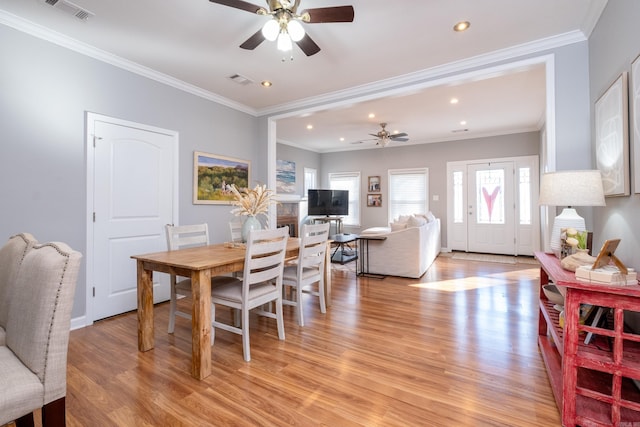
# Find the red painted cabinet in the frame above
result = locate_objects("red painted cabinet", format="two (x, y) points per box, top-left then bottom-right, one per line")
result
(535, 252), (640, 426)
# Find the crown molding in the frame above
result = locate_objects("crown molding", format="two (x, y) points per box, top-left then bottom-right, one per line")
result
(1, 8), (588, 120)
(0, 10), (256, 116)
(258, 30), (586, 117)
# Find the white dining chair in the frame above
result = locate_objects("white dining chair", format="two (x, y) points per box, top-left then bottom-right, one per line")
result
(165, 223), (237, 338)
(210, 227), (289, 362)
(229, 218), (243, 243)
(282, 222), (330, 326)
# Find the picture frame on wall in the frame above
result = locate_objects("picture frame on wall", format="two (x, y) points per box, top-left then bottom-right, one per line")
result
(632, 54), (640, 194)
(367, 193), (382, 207)
(276, 159), (296, 194)
(193, 151), (250, 204)
(368, 176), (380, 192)
(595, 71), (630, 197)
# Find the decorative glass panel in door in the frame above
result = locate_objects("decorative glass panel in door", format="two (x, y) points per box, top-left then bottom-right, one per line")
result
(467, 162), (515, 255)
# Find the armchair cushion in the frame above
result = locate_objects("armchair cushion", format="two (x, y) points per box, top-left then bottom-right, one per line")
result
(0, 233), (37, 346)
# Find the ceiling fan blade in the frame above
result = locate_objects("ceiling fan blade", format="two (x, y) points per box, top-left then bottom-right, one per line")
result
(302, 6), (355, 23)
(239, 29), (266, 50)
(208, 0), (265, 14)
(391, 132), (408, 139)
(295, 34), (321, 56)
(391, 137), (409, 142)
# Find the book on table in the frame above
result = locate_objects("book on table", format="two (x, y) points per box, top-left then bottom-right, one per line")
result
(575, 264), (638, 286)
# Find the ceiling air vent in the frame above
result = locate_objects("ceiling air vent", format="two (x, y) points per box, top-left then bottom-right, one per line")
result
(227, 74), (253, 86)
(42, 0), (95, 21)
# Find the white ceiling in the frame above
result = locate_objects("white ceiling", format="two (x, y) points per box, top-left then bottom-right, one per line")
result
(0, 0), (607, 152)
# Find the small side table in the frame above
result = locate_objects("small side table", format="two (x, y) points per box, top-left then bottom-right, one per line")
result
(330, 233), (357, 264)
(356, 235), (387, 279)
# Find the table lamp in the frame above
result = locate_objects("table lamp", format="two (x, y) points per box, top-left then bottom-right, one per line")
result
(538, 170), (606, 256)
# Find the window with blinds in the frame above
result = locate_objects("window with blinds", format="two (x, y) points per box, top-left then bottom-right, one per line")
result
(388, 168), (429, 221)
(328, 172), (360, 226)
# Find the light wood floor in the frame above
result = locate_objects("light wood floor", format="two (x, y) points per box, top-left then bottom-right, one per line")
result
(51, 255), (561, 426)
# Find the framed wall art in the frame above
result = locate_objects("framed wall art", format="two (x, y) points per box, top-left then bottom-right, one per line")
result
(368, 176), (380, 192)
(276, 159), (296, 194)
(367, 193), (382, 207)
(193, 151), (250, 204)
(595, 72), (630, 196)
(632, 54), (640, 193)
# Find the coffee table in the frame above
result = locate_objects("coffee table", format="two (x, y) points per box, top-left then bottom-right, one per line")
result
(330, 233), (357, 264)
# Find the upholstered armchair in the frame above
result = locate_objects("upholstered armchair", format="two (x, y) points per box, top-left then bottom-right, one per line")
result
(0, 240), (82, 427)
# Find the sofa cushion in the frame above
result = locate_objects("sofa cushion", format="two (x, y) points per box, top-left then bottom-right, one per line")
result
(361, 227), (392, 235)
(390, 222), (407, 231)
(407, 215), (427, 227)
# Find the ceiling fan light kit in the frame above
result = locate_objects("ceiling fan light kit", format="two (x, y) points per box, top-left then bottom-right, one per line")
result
(209, 0), (354, 56)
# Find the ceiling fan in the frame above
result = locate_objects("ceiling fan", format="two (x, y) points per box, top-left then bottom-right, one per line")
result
(208, 0), (354, 56)
(352, 123), (409, 147)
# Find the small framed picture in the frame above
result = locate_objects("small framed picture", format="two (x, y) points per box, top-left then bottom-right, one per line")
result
(368, 176), (381, 192)
(367, 193), (382, 207)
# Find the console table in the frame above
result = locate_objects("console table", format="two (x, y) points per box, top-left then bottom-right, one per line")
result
(535, 251), (640, 426)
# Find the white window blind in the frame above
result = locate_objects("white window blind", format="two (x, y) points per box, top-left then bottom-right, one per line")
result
(388, 168), (429, 221)
(329, 172), (360, 226)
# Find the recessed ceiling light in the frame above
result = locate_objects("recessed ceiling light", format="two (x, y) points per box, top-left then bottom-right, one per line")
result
(453, 21), (470, 32)
(450, 98), (459, 104)
(306, 124), (313, 130)
(368, 113), (375, 119)
(339, 137), (345, 141)
(261, 80), (272, 87)
(460, 120), (467, 126)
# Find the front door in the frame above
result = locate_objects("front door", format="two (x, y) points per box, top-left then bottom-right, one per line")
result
(88, 114), (177, 321)
(467, 162), (516, 255)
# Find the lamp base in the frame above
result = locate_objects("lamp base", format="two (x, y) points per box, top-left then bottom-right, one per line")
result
(549, 208), (585, 257)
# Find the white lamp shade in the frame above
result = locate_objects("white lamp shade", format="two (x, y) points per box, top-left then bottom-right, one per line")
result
(262, 19), (279, 41)
(287, 19), (305, 41)
(539, 170), (606, 207)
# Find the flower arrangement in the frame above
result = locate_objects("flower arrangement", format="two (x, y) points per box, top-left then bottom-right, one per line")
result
(229, 183), (276, 218)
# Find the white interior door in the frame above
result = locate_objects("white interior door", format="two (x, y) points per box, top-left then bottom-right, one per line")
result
(89, 114), (177, 321)
(467, 162), (515, 255)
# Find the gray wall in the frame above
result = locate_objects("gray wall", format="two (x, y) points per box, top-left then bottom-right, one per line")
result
(0, 24), (262, 319)
(589, 0), (640, 270)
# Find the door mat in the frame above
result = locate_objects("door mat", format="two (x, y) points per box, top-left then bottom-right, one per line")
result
(451, 252), (539, 265)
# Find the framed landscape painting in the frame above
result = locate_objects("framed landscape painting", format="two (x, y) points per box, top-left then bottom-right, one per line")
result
(193, 151), (250, 204)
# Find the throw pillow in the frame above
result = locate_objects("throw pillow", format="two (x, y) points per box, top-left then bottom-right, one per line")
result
(426, 211), (437, 223)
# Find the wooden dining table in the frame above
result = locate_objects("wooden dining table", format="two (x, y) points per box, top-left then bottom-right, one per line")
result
(131, 238), (331, 380)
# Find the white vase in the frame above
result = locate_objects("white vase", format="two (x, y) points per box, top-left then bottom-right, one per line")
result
(241, 215), (261, 242)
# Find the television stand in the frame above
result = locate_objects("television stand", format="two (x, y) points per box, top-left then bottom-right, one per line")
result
(312, 216), (343, 235)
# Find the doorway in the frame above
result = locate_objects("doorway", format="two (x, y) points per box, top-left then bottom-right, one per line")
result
(86, 113), (178, 322)
(447, 156), (539, 256)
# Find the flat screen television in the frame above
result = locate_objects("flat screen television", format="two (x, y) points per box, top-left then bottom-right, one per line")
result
(307, 189), (349, 216)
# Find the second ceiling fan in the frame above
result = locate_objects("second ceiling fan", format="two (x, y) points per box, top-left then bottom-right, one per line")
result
(208, 0), (355, 56)
(352, 123), (410, 147)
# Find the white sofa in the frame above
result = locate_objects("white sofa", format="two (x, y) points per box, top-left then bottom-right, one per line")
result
(360, 214), (441, 278)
